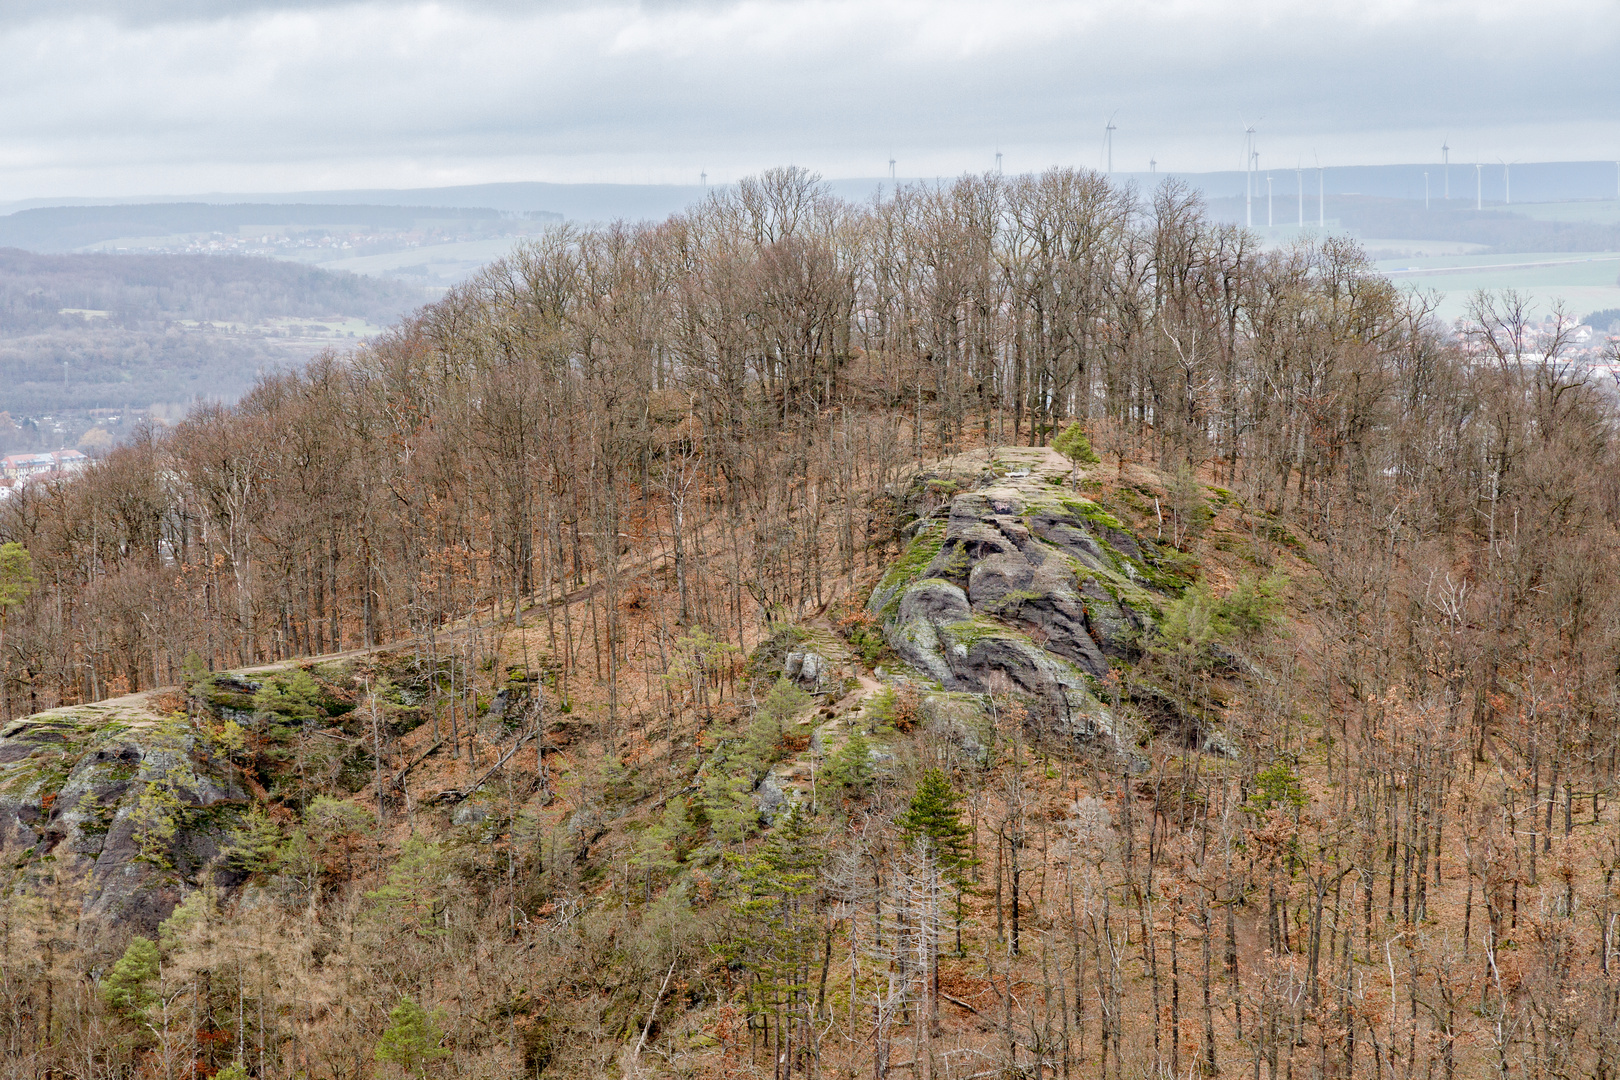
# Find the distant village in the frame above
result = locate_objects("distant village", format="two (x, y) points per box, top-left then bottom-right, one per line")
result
(0, 449), (88, 500)
(91, 217), (552, 261)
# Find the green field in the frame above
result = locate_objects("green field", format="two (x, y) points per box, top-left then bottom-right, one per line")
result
(1376, 250), (1620, 322)
(287, 236), (529, 288)
(1482, 200), (1620, 224)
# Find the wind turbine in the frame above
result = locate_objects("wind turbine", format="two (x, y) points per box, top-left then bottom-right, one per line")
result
(1316, 154), (1324, 229)
(1502, 160), (1513, 205)
(1150, 156), (1157, 174)
(1104, 114), (1118, 175)
(700, 169), (707, 188)
(888, 157), (896, 182)
(1244, 124), (1257, 228)
(1442, 140), (1450, 200)
(1251, 148), (1262, 227)
(995, 150), (1003, 176)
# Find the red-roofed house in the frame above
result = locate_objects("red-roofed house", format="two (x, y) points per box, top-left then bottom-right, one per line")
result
(1, 453), (54, 481)
(1, 449), (90, 482)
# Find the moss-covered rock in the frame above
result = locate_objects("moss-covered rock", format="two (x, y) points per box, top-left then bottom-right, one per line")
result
(0, 703), (252, 939)
(869, 467), (1181, 749)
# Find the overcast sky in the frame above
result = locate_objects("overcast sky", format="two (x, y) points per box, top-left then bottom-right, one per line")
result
(0, 0), (1615, 200)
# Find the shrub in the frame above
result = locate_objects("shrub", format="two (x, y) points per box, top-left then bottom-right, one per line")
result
(743, 678), (810, 770)
(832, 596), (888, 665)
(254, 669), (326, 724)
(1247, 760), (1308, 814)
(866, 685), (922, 733)
(823, 729), (874, 798)
(1154, 572), (1286, 663)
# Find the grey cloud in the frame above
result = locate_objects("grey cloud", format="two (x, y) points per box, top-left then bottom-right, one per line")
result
(0, 1), (1615, 197)
(0, 0), (728, 27)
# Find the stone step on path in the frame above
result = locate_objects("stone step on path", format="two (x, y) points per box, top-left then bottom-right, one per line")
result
(764, 622), (886, 812)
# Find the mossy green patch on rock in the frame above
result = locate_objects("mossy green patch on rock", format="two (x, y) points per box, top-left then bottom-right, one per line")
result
(941, 614), (1024, 650)
(870, 521), (948, 619)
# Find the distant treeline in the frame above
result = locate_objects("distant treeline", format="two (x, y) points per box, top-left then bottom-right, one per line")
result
(0, 248), (425, 330)
(0, 202), (532, 252)
(1586, 307), (1620, 330)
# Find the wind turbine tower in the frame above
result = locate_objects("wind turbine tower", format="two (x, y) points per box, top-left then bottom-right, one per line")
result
(889, 157), (896, 182)
(995, 150), (1003, 175)
(700, 169), (707, 187)
(1244, 126), (1256, 229)
(1475, 162), (1482, 210)
(1150, 156), (1157, 174)
(1503, 162), (1511, 205)
(1442, 141), (1450, 200)
(1105, 117), (1117, 174)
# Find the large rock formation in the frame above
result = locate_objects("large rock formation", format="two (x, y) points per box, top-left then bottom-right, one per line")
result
(0, 697), (251, 937)
(870, 456), (1176, 744)
(0, 653), (515, 936)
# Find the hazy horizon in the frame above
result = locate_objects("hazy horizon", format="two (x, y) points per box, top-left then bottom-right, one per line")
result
(1, 1), (1616, 203)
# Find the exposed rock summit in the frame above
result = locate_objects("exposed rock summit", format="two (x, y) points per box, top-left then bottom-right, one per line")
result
(870, 450), (1175, 742)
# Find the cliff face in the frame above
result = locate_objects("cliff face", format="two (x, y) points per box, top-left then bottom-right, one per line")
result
(0, 653), (478, 937)
(869, 447), (1179, 751)
(0, 696), (249, 937)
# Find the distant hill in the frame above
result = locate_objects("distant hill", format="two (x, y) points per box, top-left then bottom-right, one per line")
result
(1203, 194), (1620, 252)
(0, 249), (428, 445)
(0, 202), (549, 254)
(1117, 159), (1620, 204)
(6, 161), (1617, 225)
(0, 248), (424, 328)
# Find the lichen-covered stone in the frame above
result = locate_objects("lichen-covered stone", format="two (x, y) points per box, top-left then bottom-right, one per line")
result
(871, 467), (1175, 748)
(0, 703), (251, 939)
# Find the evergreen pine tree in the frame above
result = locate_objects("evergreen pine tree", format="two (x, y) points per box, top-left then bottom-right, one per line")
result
(375, 996), (449, 1076)
(102, 936), (159, 1020)
(724, 803), (824, 1065)
(898, 768), (979, 955)
(898, 768), (973, 880)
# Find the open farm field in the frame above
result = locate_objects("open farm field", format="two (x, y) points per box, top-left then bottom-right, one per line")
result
(1487, 198), (1620, 224)
(299, 235), (532, 288)
(1377, 249), (1620, 321)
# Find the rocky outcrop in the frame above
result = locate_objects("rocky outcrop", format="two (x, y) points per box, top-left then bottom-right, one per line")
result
(870, 457), (1176, 745)
(0, 700), (251, 938)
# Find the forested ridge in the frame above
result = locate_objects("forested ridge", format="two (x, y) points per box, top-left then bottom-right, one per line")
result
(1, 166), (1619, 1079)
(0, 248), (423, 332)
(0, 249), (426, 425)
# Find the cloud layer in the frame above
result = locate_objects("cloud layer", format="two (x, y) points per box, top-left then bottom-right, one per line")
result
(1, 0), (1615, 198)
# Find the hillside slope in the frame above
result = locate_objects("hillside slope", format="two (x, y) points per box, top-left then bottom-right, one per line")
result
(0, 444), (1538, 1080)
(4, 166), (1619, 1080)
